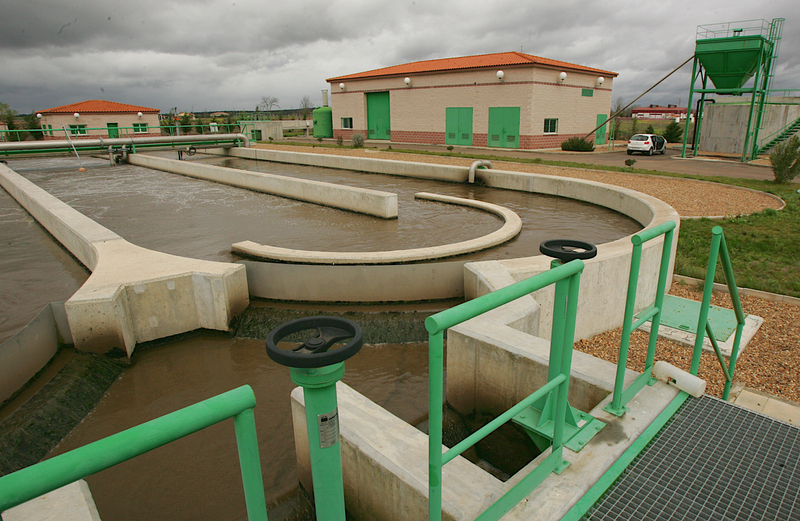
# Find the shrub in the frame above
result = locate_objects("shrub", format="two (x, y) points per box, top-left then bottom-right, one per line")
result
(336, 135), (343, 146)
(447, 145), (454, 151)
(645, 124), (655, 134)
(561, 137), (595, 152)
(662, 120), (683, 143)
(770, 135), (800, 183)
(625, 158), (636, 169)
(351, 133), (365, 148)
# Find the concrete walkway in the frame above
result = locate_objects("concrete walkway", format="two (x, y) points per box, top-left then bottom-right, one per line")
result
(732, 386), (800, 426)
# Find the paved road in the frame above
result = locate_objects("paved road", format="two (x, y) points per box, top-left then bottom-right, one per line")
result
(392, 144), (778, 182)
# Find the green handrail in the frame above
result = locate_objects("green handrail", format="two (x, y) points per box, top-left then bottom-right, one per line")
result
(690, 226), (746, 400)
(605, 221), (676, 417)
(0, 385), (268, 521)
(1, 123), (253, 142)
(426, 259), (585, 521)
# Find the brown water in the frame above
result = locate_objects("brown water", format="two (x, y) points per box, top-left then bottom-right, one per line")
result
(49, 333), (429, 521)
(0, 185), (89, 344)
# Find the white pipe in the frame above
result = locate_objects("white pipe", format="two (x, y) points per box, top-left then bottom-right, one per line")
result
(654, 361), (707, 397)
(468, 160), (493, 183)
(0, 133), (251, 152)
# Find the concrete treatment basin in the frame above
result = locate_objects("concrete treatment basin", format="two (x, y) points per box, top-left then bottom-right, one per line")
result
(1, 150), (679, 520)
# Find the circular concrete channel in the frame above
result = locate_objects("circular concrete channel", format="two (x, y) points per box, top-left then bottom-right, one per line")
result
(1, 154), (643, 519)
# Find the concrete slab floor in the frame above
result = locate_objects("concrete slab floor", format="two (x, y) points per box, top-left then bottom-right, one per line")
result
(731, 386), (800, 426)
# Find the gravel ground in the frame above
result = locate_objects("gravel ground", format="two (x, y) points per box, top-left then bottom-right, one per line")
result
(576, 282), (800, 402)
(257, 143), (796, 403)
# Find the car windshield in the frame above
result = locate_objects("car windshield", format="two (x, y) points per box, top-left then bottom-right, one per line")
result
(631, 135), (649, 141)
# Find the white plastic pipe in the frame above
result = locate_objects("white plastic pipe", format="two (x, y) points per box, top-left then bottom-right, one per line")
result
(654, 361), (707, 397)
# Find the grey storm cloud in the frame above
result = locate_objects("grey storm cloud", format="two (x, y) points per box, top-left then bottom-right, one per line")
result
(1, 0), (798, 113)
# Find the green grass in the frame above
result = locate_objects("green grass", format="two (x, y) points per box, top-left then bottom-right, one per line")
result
(675, 180), (800, 297)
(264, 140), (800, 297)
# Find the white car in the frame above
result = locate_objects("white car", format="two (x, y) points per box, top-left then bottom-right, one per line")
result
(627, 134), (667, 156)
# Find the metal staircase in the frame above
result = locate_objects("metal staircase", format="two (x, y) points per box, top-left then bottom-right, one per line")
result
(758, 115), (800, 155)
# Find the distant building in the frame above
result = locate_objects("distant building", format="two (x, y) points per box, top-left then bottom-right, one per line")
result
(632, 105), (693, 120)
(327, 51), (616, 149)
(36, 100), (161, 140)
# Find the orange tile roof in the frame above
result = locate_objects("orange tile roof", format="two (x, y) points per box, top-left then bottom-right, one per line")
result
(38, 100), (160, 114)
(327, 51), (617, 82)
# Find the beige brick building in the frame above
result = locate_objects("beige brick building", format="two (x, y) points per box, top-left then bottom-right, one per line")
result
(327, 52), (617, 150)
(36, 100), (161, 140)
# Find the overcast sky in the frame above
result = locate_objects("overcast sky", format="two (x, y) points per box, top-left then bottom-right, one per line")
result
(1, 1), (798, 114)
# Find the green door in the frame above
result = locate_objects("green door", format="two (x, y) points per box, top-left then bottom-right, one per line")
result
(595, 114), (607, 145)
(107, 123), (119, 138)
(488, 107), (520, 148)
(366, 92), (391, 140)
(446, 107), (473, 146)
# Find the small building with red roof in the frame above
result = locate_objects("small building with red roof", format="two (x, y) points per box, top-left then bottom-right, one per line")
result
(36, 100), (161, 140)
(632, 105), (693, 120)
(326, 52), (616, 149)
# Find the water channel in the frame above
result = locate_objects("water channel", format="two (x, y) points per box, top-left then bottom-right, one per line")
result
(2, 153), (642, 519)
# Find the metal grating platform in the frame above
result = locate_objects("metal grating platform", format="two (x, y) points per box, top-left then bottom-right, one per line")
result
(584, 395), (800, 520)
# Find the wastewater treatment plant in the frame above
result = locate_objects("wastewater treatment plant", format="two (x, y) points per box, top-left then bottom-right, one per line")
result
(1, 17), (799, 521)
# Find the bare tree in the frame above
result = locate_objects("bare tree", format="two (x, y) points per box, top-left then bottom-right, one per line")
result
(259, 96), (280, 112)
(298, 95), (315, 120)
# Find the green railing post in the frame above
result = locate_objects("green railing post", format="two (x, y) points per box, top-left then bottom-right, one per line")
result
(691, 230), (721, 375)
(234, 407), (270, 521)
(551, 263), (582, 465)
(428, 330), (445, 521)
(690, 226), (746, 400)
(290, 364), (348, 521)
(605, 221), (676, 416)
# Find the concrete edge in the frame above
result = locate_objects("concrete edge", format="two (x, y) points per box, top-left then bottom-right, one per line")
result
(673, 274), (800, 306)
(232, 192), (521, 264)
(128, 152), (399, 219)
(2, 479), (101, 521)
(240, 259), (466, 302)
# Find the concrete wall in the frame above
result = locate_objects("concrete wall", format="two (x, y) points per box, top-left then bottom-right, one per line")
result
(700, 99), (800, 154)
(3, 480), (101, 521)
(0, 303), (62, 404)
(0, 163), (248, 356)
(130, 153), (398, 219)
(330, 65), (612, 149)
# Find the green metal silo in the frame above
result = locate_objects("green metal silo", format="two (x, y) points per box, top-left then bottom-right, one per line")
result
(313, 107), (333, 138)
(695, 35), (773, 90)
(682, 18), (785, 162)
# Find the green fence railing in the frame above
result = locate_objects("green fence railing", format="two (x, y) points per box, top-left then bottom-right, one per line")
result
(0, 123), (256, 143)
(0, 385), (268, 521)
(426, 259), (585, 521)
(690, 226), (746, 400)
(604, 221), (676, 417)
